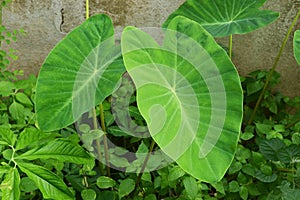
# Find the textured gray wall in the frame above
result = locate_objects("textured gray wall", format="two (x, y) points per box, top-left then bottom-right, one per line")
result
(2, 0), (300, 96)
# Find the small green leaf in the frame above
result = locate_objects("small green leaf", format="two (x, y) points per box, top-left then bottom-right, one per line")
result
(294, 30), (300, 65)
(118, 178), (135, 199)
(145, 194), (157, 200)
(20, 177), (38, 193)
(0, 81), (15, 96)
(228, 181), (239, 192)
(107, 126), (129, 137)
(183, 176), (198, 199)
(15, 139), (92, 164)
(168, 166), (186, 182)
(1, 167), (20, 200)
(9, 101), (25, 120)
(17, 162), (74, 199)
(211, 181), (225, 195)
(255, 123), (272, 134)
(240, 132), (254, 141)
(254, 170), (277, 183)
(96, 176), (116, 189)
(0, 127), (16, 146)
(228, 161), (243, 174)
(2, 149), (13, 160)
(81, 189), (96, 200)
(15, 93), (32, 106)
(239, 185), (248, 200)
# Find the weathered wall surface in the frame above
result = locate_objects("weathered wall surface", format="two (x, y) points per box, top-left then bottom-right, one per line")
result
(2, 0), (300, 96)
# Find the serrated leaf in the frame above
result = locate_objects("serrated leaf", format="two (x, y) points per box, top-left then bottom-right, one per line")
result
(122, 16), (243, 183)
(163, 0), (279, 37)
(17, 162), (74, 199)
(254, 170), (277, 183)
(35, 14), (125, 131)
(15, 139), (92, 164)
(259, 138), (286, 161)
(294, 30), (300, 65)
(118, 178), (135, 199)
(277, 144), (300, 163)
(96, 176), (116, 189)
(1, 168), (20, 200)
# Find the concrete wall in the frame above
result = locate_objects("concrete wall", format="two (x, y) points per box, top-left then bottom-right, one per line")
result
(2, 0), (300, 96)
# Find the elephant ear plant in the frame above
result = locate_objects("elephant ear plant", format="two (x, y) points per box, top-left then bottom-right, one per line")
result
(35, 0), (281, 185)
(35, 13), (243, 183)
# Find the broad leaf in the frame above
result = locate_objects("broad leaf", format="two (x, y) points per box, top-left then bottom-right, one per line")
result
(294, 30), (300, 65)
(118, 178), (135, 199)
(121, 16), (243, 182)
(258, 138), (285, 161)
(15, 139), (92, 164)
(35, 14), (125, 131)
(15, 127), (58, 150)
(163, 0), (279, 37)
(1, 168), (20, 200)
(17, 162), (74, 200)
(0, 127), (16, 146)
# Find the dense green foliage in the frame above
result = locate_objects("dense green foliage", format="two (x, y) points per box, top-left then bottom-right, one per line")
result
(0, 0), (299, 199)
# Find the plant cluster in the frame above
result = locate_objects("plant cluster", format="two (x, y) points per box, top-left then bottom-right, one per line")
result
(0, 0), (299, 199)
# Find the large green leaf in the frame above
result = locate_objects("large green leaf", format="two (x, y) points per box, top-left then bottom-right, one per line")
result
(121, 16), (243, 182)
(163, 0), (279, 37)
(17, 162), (74, 200)
(1, 168), (20, 200)
(15, 139), (92, 164)
(294, 30), (300, 65)
(35, 14), (125, 131)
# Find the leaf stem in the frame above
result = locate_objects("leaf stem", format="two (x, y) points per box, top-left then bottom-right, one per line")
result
(229, 34), (233, 59)
(92, 107), (104, 175)
(285, 117), (300, 129)
(85, 0), (89, 20)
(99, 103), (111, 177)
(135, 139), (156, 187)
(248, 11), (300, 125)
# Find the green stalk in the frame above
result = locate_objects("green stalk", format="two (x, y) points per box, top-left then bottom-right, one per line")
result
(248, 11), (300, 125)
(99, 103), (111, 177)
(285, 117), (300, 129)
(229, 34), (233, 59)
(92, 107), (104, 175)
(135, 139), (156, 187)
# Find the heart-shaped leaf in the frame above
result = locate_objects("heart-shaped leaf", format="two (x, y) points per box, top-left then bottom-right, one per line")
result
(35, 14), (125, 131)
(121, 16), (243, 182)
(163, 0), (279, 37)
(294, 30), (300, 65)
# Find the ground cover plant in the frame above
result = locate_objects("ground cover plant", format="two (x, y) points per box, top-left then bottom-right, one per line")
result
(0, 0), (300, 199)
